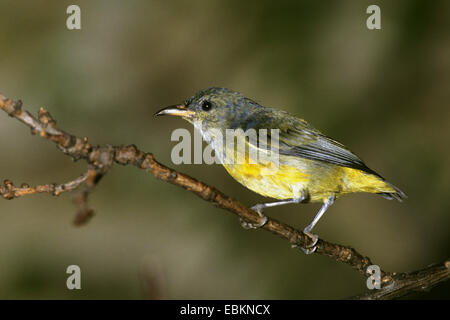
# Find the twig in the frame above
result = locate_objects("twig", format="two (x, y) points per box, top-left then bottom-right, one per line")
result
(353, 260), (450, 300)
(71, 168), (103, 226)
(1, 93), (448, 299)
(1, 172), (88, 199)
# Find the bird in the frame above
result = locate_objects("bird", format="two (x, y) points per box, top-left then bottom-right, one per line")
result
(155, 87), (406, 253)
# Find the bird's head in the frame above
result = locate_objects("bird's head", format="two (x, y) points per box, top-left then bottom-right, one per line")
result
(155, 87), (263, 137)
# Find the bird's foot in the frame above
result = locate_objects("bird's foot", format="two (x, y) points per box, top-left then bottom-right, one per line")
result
(300, 230), (319, 254)
(239, 204), (268, 230)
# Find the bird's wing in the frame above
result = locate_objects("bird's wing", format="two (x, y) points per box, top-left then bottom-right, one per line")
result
(242, 109), (381, 177)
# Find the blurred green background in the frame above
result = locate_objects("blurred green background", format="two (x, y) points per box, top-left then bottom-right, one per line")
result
(0, 0), (449, 299)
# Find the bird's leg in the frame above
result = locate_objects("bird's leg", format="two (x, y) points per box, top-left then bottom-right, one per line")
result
(240, 196), (305, 230)
(301, 194), (335, 254)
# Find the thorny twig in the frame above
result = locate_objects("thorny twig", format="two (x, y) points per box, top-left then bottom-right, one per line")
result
(0, 94), (448, 299)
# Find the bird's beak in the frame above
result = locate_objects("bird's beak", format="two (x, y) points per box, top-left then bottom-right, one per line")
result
(154, 104), (195, 118)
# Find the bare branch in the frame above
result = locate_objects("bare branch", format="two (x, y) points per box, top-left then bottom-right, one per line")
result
(0, 173), (88, 200)
(1, 93), (448, 299)
(71, 169), (104, 226)
(353, 260), (450, 300)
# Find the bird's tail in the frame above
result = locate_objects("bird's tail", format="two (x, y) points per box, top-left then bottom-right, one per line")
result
(378, 181), (407, 202)
(342, 167), (407, 202)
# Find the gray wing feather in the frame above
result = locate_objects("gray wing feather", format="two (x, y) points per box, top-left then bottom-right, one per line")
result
(241, 109), (382, 177)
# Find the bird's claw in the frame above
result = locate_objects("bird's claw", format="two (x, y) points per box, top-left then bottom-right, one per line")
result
(239, 218), (257, 230)
(300, 231), (319, 254)
(251, 204), (265, 213)
(239, 205), (268, 229)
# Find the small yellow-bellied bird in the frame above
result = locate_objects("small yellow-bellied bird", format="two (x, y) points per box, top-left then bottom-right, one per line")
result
(156, 87), (406, 253)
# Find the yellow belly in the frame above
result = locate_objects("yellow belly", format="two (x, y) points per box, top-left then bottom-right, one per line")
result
(222, 160), (396, 203)
(223, 161), (310, 200)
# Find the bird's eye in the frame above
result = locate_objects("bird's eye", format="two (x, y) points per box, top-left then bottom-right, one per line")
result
(201, 100), (213, 111)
